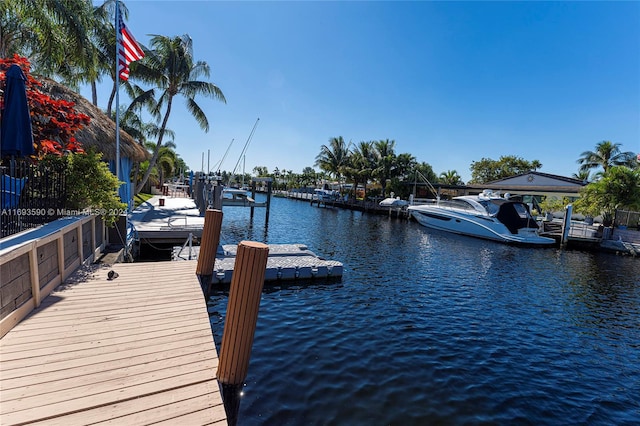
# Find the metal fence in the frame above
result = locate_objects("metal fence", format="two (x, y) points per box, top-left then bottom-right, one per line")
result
(1, 158), (67, 238)
(615, 209), (640, 230)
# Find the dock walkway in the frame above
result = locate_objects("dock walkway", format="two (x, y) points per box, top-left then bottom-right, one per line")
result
(0, 261), (226, 425)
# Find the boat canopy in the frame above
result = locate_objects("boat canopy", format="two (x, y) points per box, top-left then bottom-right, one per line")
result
(496, 202), (538, 234)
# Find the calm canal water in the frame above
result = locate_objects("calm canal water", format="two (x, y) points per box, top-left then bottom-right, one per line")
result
(208, 195), (640, 425)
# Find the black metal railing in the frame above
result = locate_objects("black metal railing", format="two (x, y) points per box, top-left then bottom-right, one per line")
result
(615, 209), (640, 230)
(1, 158), (67, 238)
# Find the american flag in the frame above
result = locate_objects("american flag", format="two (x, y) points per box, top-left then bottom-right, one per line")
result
(117, 9), (144, 81)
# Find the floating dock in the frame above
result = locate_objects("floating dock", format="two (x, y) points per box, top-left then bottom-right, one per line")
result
(129, 195), (204, 245)
(0, 261), (226, 425)
(174, 243), (344, 284)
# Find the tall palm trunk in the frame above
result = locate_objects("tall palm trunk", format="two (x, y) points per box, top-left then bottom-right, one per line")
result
(107, 82), (116, 117)
(91, 81), (98, 106)
(136, 96), (173, 193)
(132, 162), (141, 195)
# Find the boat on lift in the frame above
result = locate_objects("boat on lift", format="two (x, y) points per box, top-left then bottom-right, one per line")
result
(407, 190), (555, 246)
(222, 188), (266, 207)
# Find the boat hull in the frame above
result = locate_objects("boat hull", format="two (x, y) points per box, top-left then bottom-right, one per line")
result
(409, 207), (555, 246)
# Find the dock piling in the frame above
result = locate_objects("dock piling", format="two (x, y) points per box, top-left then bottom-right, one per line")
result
(561, 204), (573, 247)
(196, 209), (223, 297)
(217, 241), (269, 386)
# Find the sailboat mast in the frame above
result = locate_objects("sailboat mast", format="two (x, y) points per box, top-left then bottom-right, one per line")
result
(231, 118), (260, 178)
(242, 155), (246, 188)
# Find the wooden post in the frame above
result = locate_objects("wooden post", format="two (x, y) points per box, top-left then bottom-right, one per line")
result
(196, 209), (223, 299)
(195, 176), (204, 212)
(250, 180), (255, 219)
(561, 204), (572, 247)
(211, 184), (223, 211)
(29, 242), (41, 308)
(217, 241), (269, 385)
(265, 180), (272, 226)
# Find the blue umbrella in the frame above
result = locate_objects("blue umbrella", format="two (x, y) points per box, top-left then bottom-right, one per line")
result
(1, 64), (34, 157)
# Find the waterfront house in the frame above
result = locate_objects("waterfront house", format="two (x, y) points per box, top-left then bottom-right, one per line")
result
(466, 171), (587, 207)
(40, 78), (148, 209)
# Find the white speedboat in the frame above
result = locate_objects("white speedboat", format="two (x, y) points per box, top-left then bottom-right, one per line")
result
(379, 197), (409, 207)
(312, 188), (340, 203)
(222, 188), (266, 207)
(407, 190), (555, 246)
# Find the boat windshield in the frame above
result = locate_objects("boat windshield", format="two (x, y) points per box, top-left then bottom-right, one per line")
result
(512, 202), (531, 219)
(439, 199), (477, 212)
(478, 199), (506, 216)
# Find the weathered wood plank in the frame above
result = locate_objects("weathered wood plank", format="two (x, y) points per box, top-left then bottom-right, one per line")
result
(0, 344), (215, 390)
(0, 313), (205, 345)
(0, 260), (226, 425)
(1, 370), (216, 424)
(5, 298), (203, 330)
(1, 358), (217, 403)
(1, 335), (214, 379)
(0, 308), (207, 344)
(0, 326), (211, 361)
(92, 393), (226, 425)
(26, 381), (225, 426)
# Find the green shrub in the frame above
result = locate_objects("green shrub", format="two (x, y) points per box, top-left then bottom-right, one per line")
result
(63, 151), (126, 226)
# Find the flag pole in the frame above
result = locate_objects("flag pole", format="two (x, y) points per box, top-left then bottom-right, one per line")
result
(115, 0), (121, 182)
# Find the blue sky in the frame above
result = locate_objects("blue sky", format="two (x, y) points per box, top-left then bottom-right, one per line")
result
(85, 1), (640, 183)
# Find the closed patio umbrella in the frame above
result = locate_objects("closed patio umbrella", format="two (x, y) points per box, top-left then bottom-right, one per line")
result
(1, 64), (34, 158)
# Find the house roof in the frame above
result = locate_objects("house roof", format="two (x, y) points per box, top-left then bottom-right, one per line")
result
(486, 171), (585, 186)
(39, 78), (148, 162)
(467, 171), (587, 193)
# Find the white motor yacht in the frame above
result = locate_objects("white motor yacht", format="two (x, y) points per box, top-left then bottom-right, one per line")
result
(407, 190), (555, 246)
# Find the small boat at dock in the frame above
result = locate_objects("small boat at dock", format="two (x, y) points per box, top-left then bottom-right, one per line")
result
(379, 197), (409, 208)
(310, 188), (340, 207)
(222, 188), (266, 207)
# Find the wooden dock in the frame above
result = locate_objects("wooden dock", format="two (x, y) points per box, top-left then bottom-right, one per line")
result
(0, 261), (226, 425)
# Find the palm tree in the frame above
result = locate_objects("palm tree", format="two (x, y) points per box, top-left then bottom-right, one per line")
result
(253, 166), (268, 177)
(315, 136), (350, 185)
(4, 0), (113, 92)
(439, 170), (463, 186)
(373, 139), (396, 198)
(156, 145), (177, 187)
(113, 106), (175, 194)
(131, 34), (226, 193)
(577, 140), (636, 174)
(301, 167), (317, 187)
(572, 169), (591, 183)
(0, 2), (38, 58)
(574, 166), (640, 224)
(395, 153), (417, 178)
(346, 141), (375, 200)
(137, 141), (177, 189)
(3, 1), (138, 108)
(3, 0), (95, 70)
(530, 160), (542, 171)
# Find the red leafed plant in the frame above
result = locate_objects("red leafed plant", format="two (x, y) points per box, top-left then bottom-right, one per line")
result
(0, 55), (89, 157)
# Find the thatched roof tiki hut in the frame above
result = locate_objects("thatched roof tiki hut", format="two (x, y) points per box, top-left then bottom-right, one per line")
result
(40, 78), (148, 209)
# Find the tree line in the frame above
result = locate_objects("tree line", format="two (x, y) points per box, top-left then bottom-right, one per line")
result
(3, 1), (638, 219)
(247, 138), (639, 219)
(3, 0), (226, 194)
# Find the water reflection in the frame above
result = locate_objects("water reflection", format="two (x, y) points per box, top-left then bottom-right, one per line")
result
(212, 196), (640, 425)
